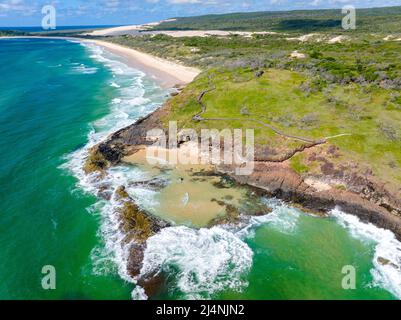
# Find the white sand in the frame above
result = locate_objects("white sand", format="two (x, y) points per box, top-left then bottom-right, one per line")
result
(328, 35), (347, 44)
(286, 33), (320, 42)
(286, 34), (349, 44)
(383, 35), (401, 41)
(148, 30), (277, 38)
(83, 19), (177, 36)
(84, 25), (277, 38)
(290, 50), (306, 59)
(0, 36), (201, 88)
(84, 39), (201, 87)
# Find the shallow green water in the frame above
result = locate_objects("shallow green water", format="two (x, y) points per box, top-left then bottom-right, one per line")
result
(0, 39), (399, 300)
(219, 210), (395, 300)
(147, 204), (397, 300)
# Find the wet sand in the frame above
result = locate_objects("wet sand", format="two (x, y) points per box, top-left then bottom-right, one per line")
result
(83, 39), (201, 88)
(123, 146), (246, 227)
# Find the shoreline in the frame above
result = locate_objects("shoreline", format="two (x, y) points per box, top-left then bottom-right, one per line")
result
(5, 34), (400, 240)
(83, 39), (201, 88)
(0, 36), (201, 89)
(87, 97), (401, 241)
(3, 35), (401, 298)
(85, 100), (401, 297)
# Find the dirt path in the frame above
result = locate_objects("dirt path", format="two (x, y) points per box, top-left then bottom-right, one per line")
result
(193, 75), (326, 144)
(192, 75), (327, 161)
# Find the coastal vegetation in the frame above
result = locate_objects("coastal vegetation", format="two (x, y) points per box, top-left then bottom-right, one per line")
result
(105, 28), (401, 198)
(153, 6), (401, 34)
(2, 6), (401, 301)
(51, 6), (401, 298)
(0, 30), (28, 36)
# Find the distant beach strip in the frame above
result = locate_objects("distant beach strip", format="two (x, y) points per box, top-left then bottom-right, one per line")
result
(84, 39), (201, 88)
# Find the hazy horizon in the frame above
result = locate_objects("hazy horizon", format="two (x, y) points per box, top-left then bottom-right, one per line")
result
(1, 0), (401, 27)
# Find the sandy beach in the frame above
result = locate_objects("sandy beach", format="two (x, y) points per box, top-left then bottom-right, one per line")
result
(83, 39), (201, 88)
(83, 19), (177, 36)
(0, 36), (201, 88)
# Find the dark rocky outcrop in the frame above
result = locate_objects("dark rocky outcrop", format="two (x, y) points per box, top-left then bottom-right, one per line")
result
(219, 162), (401, 240)
(127, 242), (146, 277)
(92, 97), (401, 241)
(83, 107), (168, 173)
(114, 186), (170, 289)
(87, 95), (401, 299)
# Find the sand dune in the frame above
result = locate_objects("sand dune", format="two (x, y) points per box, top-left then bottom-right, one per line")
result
(84, 24), (277, 38)
(82, 19), (177, 36)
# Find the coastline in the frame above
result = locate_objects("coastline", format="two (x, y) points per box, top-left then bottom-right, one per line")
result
(1, 33), (398, 297)
(84, 93), (401, 297)
(88, 97), (401, 241)
(8, 33), (401, 242)
(0, 36), (201, 89)
(82, 39), (201, 88)
(69, 35), (401, 239)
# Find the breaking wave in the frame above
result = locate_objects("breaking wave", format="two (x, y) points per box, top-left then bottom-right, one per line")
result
(71, 64), (98, 74)
(332, 208), (401, 299)
(133, 198), (302, 300)
(61, 41), (167, 287)
(236, 198), (301, 239)
(60, 40), (401, 301)
(138, 226), (254, 300)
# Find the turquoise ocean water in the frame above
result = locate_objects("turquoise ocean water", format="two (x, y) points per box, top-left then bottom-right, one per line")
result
(0, 38), (400, 300)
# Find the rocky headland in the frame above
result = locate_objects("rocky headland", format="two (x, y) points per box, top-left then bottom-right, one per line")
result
(86, 93), (401, 229)
(83, 86), (401, 297)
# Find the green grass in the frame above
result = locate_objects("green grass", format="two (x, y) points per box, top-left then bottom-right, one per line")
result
(0, 30), (28, 36)
(159, 67), (401, 194)
(291, 154), (310, 174)
(92, 7), (401, 195)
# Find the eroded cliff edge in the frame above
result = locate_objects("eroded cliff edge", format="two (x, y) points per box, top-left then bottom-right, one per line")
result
(85, 95), (401, 241)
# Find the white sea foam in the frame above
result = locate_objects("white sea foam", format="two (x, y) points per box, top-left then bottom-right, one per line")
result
(134, 201), (294, 300)
(235, 198), (301, 239)
(332, 208), (401, 299)
(60, 41), (167, 291)
(126, 198), (300, 300)
(131, 286), (148, 300)
(61, 40), (401, 301)
(139, 226), (254, 300)
(71, 64), (98, 74)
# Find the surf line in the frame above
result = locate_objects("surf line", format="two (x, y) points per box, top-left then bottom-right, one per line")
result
(156, 304), (191, 318)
